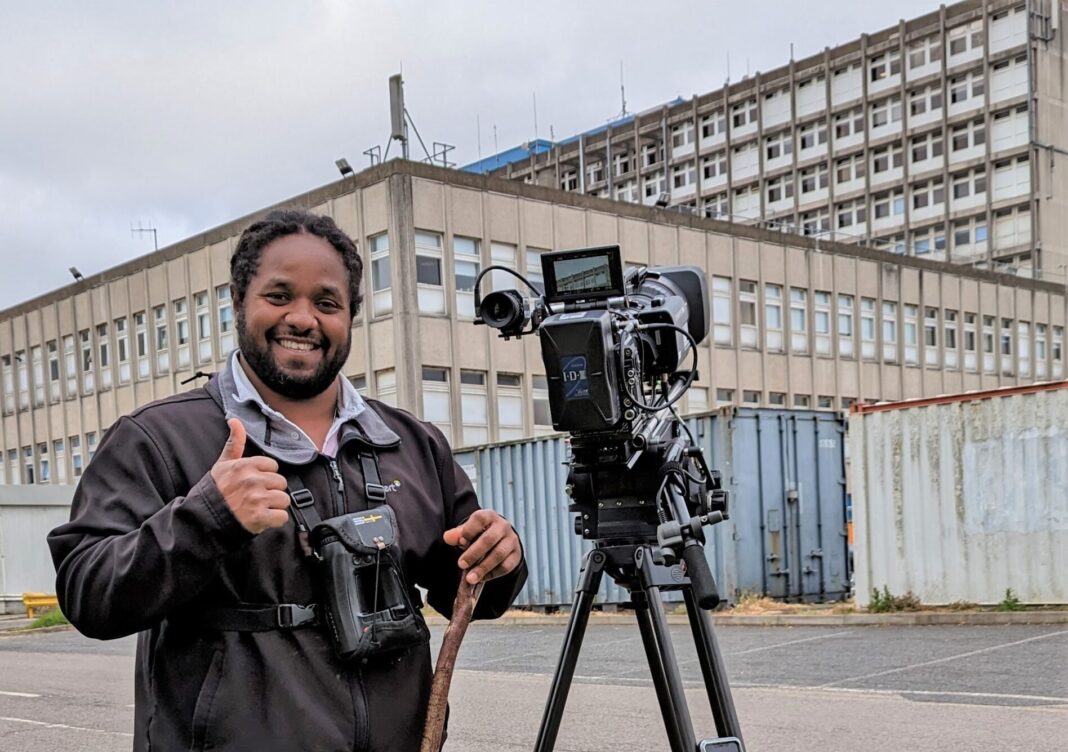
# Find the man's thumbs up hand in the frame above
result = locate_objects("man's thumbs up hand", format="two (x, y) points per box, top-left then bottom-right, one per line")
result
(210, 418), (291, 534)
(218, 417), (247, 462)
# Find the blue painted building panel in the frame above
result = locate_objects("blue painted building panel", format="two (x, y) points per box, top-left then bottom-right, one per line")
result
(460, 139), (555, 175)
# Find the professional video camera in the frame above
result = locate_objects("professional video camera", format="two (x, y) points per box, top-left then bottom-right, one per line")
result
(474, 245), (745, 752)
(479, 245), (727, 547)
(479, 245), (706, 431)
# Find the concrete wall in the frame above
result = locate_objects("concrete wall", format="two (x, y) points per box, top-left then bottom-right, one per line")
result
(0, 484), (74, 613)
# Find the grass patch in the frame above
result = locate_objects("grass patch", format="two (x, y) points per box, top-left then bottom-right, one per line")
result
(867, 586), (921, 613)
(733, 592), (785, 613)
(29, 609), (69, 629)
(829, 600), (856, 615)
(996, 588), (1023, 612)
(727, 592), (854, 615)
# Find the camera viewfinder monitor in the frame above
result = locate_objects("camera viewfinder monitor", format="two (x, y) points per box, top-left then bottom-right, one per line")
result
(541, 245), (625, 304)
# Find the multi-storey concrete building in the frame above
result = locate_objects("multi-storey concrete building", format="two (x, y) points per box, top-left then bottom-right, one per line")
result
(1, 161), (1064, 486)
(479, 0), (1068, 283)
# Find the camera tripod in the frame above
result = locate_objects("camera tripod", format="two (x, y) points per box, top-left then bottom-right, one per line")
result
(533, 543), (744, 752)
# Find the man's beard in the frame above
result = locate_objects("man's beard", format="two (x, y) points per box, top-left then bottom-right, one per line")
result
(236, 312), (351, 400)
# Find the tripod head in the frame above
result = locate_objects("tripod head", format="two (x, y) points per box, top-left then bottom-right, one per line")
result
(564, 395), (730, 609)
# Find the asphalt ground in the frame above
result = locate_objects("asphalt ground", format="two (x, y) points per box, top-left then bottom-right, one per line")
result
(0, 621), (1065, 751)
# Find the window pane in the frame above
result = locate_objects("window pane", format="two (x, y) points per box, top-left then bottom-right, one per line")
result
(533, 398), (552, 427)
(498, 394), (523, 425)
(372, 257), (391, 291)
(423, 390), (451, 423)
(455, 259), (480, 292)
(416, 255), (442, 285)
(461, 391), (487, 422)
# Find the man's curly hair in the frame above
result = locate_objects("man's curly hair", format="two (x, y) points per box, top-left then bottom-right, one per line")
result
(230, 209), (363, 317)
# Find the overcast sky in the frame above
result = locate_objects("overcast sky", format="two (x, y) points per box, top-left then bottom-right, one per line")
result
(0, 0), (940, 311)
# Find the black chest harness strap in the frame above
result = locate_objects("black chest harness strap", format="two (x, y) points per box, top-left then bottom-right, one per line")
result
(196, 446), (386, 633)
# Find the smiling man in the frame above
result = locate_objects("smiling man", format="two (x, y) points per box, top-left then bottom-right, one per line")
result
(48, 209), (526, 752)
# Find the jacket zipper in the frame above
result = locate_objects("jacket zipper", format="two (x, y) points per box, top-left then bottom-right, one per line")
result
(329, 456), (368, 750)
(328, 458), (346, 517)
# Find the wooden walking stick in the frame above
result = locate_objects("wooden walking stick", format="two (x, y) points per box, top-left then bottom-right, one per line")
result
(420, 577), (485, 752)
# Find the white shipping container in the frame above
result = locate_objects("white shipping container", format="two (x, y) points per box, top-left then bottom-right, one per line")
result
(850, 382), (1068, 607)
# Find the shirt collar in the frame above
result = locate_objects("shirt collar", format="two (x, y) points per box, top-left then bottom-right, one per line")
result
(228, 350), (366, 424)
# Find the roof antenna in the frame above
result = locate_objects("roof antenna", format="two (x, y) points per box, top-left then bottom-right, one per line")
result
(533, 92), (539, 141)
(618, 60), (629, 118)
(476, 114), (483, 169)
(372, 73), (454, 167)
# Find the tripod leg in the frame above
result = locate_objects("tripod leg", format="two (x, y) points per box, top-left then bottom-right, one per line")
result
(533, 549), (606, 752)
(634, 555), (696, 752)
(683, 588), (743, 741)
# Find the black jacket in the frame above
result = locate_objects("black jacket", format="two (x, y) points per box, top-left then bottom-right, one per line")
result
(48, 371), (526, 751)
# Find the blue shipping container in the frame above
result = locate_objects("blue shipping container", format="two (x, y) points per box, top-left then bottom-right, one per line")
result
(454, 407), (848, 607)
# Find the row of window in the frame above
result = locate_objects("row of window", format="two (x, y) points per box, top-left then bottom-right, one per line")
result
(701, 35), (1016, 137)
(838, 209), (1030, 257)
(581, 106), (1010, 193)
(595, 104), (1029, 229)
(710, 277), (1064, 377)
(569, 51), (1026, 191)
(369, 231), (548, 319)
(651, 111), (1018, 192)
(366, 227), (1034, 336)
(0, 288), (234, 413)
(0, 366), (552, 482)
(0, 369), (951, 484)
(763, 155), (1028, 214)
(688, 386), (861, 412)
(348, 368), (552, 448)
(0, 430), (100, 485)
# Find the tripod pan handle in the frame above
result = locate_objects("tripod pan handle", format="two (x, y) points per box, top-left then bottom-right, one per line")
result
(683, 544), (720, 609)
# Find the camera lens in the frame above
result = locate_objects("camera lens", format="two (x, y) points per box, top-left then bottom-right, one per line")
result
(480, 290), (527, 331)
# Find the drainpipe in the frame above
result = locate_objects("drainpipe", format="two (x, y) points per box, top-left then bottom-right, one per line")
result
(777, 414), (793, 600)
(808, 414), (827, 600)
(755, 413), (770, 597)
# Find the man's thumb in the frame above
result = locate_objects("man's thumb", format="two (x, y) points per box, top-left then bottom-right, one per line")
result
(219, 418), (246, 462)
(442, 526), (464, 547)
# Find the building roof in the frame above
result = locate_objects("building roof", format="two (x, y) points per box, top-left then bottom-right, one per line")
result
(464, 96), (690, 170)
(460, 139), (555, 174)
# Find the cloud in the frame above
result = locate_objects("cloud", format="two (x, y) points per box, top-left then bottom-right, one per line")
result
(0, 0), (938, 309)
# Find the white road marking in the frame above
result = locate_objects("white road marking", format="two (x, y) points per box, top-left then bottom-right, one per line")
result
(465, 671), (1068, 706)
(817, 629), (1068, 689)
(0, 716), (133, 737)
(728, 630), (850, 656)
(573, 674), (654, 686)
(733, 683), (1068, 705)
(474, 648), (558, 666)
(0, 691), (40, 698)
(673, 630), (851, 668)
